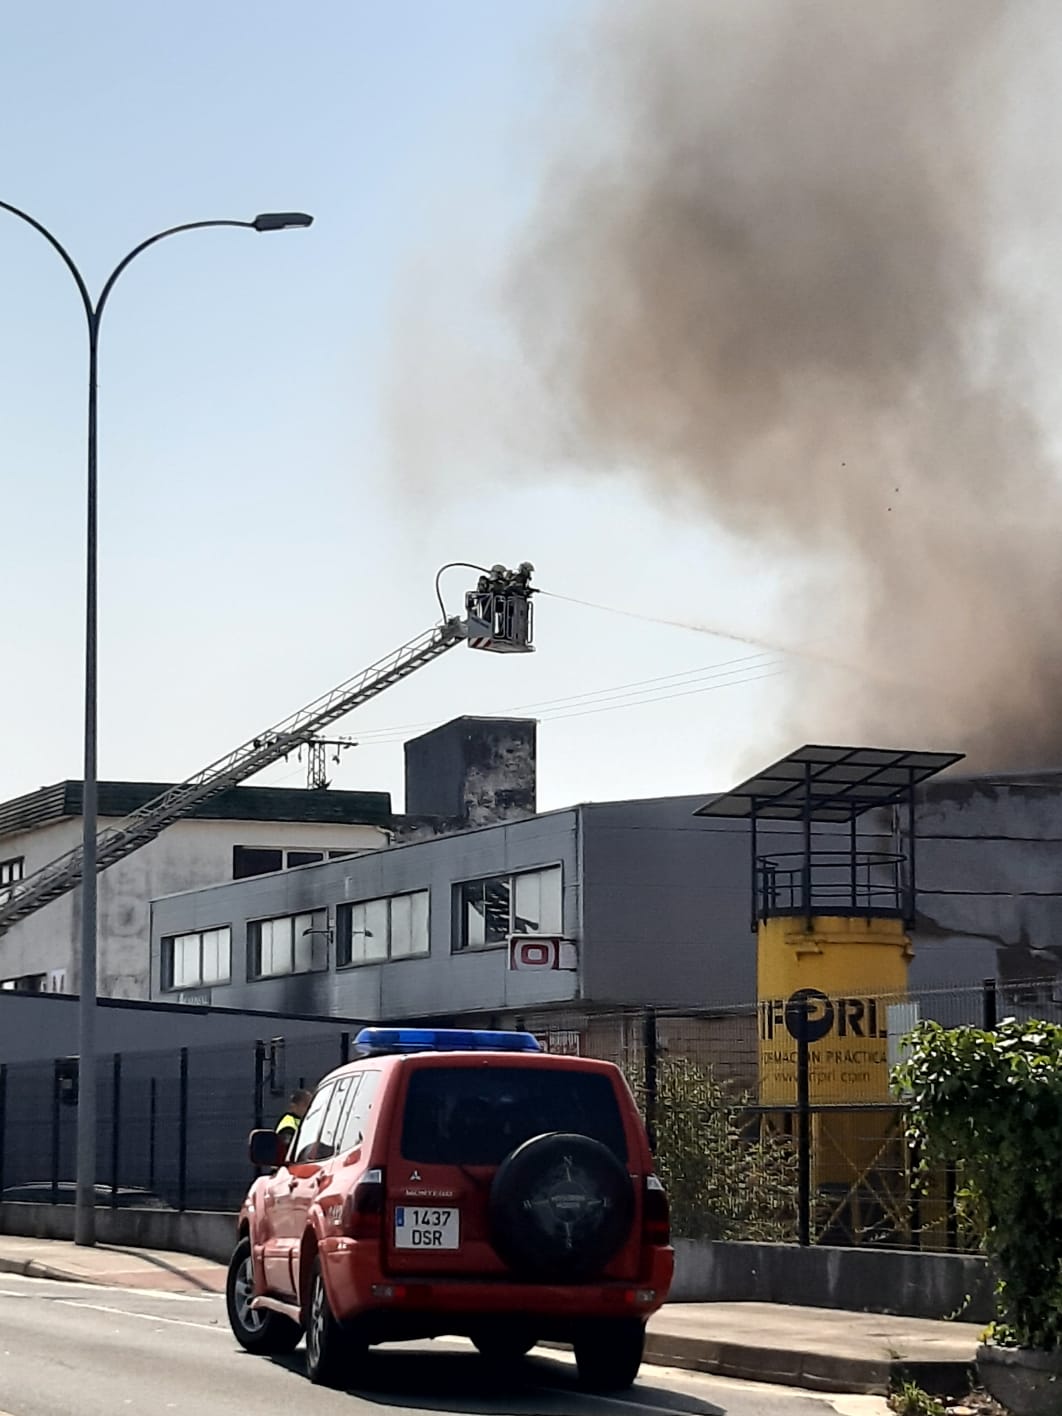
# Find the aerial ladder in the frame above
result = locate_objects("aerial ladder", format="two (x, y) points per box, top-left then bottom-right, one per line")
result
(0, 562), (535, 937)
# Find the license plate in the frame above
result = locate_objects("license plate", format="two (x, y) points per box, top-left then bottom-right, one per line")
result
(393, 1206), (460, 1250)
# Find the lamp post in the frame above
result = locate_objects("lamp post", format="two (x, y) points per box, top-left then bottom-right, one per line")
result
(0, 203), (313, 1246)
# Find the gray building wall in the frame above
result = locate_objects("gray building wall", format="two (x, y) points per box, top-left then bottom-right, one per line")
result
(150, 809), (581, 1020)
(0, 990), (360, 1065)
(580, 798), (755, 1007)
(911, 772), (1062, 984)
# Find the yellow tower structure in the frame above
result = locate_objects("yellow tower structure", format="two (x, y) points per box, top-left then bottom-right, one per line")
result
(697, 745), (962, 1245)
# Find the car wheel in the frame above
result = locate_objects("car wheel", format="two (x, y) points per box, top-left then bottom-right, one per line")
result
(226, 1238), (301, 1355)
(490, 1132), (634, 1282)
(304, 1256), (364, 1387)
(471, 1326), (537, 1361)
(573, 1318), (645, 1392)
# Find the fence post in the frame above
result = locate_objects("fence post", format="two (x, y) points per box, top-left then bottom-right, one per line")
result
(982, 977), (998, 1030)
(178, 1048), (189, 1213)
(643, 1009), (658, 1155)
(148, 1077), (157, 1196)
(111, 1052), (122, 1208)
(253, 1040), (266, 1131)
(0, 1064), (6, 1200)
(340, 1031), (351, 1066)
(795, 1009), (811, 1246)
(945, 1162), (958, 1251)
(50, 1059), (61, 1206)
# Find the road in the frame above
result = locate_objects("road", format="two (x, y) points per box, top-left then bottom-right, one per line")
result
(0, 1273), (888, 1416)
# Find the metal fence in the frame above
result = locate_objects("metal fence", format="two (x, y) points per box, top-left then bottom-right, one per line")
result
(0, 975), (1057, 1248)
(0, 1030), (354, 1214)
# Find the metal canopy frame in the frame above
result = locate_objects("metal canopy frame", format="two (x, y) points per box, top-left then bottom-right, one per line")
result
(695, 745), (964, 823)
(695, 745), (964, 929)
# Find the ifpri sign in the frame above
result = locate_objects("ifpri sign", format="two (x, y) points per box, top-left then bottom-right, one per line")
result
(759, 986), (891, 1104)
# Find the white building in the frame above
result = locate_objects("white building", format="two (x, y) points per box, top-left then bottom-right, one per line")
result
(0, 779), (394, 1000)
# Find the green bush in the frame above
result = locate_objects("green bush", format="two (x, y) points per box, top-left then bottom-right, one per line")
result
(892, 1018), (1062, 1350)
(634, 1055), (798, 1242)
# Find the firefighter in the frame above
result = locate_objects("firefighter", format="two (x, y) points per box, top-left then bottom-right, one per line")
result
(275, 1088), (312, 1152)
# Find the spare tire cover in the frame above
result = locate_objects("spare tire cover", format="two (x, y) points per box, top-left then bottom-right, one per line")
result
(489, 1132), (634, 1280)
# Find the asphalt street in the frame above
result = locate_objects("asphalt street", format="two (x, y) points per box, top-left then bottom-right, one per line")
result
(0, 1273), (889, 1416)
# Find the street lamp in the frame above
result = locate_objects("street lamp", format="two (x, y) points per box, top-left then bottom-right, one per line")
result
(0, 203), (313, 1246)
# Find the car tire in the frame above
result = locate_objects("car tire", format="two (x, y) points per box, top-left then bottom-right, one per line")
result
(226, 1237), (301, 1355)
(304, 1255), (364, 1387)
(574, 1318), (645, 1392)
(470, 1326), (537, 1361)
(490, 1132), (634, 1281)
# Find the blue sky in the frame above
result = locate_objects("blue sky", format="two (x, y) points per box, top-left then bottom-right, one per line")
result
(0, 0), (796, 812)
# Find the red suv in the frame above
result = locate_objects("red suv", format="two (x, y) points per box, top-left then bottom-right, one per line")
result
(226, 1027), (673, 1390)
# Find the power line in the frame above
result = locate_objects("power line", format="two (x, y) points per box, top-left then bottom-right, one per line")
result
(348, 649), (776, 742)
(344, 652), (781, 746)
(538, 667), (784, 722)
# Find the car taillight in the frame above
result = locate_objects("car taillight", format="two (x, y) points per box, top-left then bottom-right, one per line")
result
(343, 1167), (385, 1240)
(643, 1174), (670, 1246)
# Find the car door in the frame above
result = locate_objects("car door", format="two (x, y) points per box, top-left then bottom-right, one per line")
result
(282, 1075), (358, 1291)
(263, 1082), (334, 1296)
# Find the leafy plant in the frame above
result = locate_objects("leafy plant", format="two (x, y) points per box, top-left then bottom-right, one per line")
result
(893, 1018), (1062, 1350)
(889, 1379), (946, 1416)
(632, 1055), (799, 1242)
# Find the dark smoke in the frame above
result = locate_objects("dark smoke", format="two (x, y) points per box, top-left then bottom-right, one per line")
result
(511, 0), (1062, 768)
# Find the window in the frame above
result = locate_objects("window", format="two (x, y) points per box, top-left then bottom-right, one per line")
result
(336, 892), (429, 967)
(0, 857), (23, 887)
(315, 1075), (356, 1160)
(248, 911), (326, 980)
(0, 856), (23, 905)
(0, 973), (46, 994)
(287, 851), (324, 869)
(233, 847), (283, 879)
(336, 1071), (381, 1152)
(162, 927), (231, 991)
(291, 1083), (334, 1165)
(400, 1066), (627, 1166)
(233, 846), (362, 880)
(456, 866), (562, 951)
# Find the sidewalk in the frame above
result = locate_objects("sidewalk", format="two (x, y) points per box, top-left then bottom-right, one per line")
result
(0, 1234), (983, 1395)
(0, 1233), (225, 1294)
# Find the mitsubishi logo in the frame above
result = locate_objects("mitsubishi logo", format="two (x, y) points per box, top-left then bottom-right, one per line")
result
(409, 1170), (422, 1183)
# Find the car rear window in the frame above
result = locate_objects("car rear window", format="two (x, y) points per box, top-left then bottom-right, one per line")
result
(400, 1065), (629, 1165)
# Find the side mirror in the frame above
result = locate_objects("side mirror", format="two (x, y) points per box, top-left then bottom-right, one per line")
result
(249, 1129), (288, 1168)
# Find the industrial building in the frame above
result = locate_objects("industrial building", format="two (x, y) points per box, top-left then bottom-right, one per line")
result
(146, 727), (1062, 1030)
(0, 716), (538, 1003)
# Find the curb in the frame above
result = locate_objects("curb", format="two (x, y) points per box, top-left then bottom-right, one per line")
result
(641, 1331), (974, 1396)
(0, 1256), (89, 1285)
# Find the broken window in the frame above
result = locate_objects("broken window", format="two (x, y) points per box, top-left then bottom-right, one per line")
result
(455, 867), (562, 951)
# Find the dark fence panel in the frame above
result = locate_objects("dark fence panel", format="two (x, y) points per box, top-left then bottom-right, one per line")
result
(0, 978), (1055, 1244)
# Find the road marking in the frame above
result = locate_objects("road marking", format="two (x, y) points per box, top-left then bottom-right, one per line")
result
(0, 1276), (215, 1303)
(54, 1299), (226, 1332)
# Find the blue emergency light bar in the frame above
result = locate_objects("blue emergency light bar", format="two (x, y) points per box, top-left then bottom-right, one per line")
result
(352, 1027), (542, 1058)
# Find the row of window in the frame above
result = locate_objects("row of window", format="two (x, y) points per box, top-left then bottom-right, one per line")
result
(0, 969), (65, 994)
(232, 846), (357, 880)
(161, 865), (563, 992)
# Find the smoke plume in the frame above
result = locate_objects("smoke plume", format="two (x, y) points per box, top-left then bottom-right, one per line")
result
(511, 0), (1062, 769)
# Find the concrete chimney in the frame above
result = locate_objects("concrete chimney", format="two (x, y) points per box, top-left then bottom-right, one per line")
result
(404, 717), (537, 828)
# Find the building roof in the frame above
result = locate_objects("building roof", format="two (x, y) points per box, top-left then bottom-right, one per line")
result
(0, 780), (393, 842)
